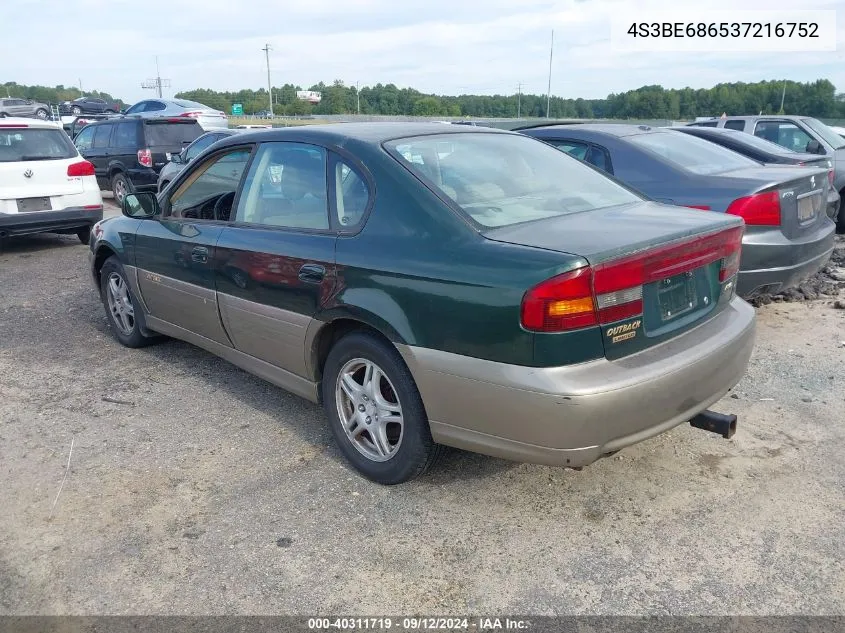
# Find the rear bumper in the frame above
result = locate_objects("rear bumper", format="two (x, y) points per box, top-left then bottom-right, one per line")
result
(398, 297), (756, 468)
(0, 206), (103, 237)
(737, 218), (836, 297)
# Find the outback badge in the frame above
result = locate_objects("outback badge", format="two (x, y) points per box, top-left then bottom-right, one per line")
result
(606, 319), (641, 344)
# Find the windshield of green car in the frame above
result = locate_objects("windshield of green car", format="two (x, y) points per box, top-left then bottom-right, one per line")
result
(385, 133), (642, 228)
(801, 118), (845, 150)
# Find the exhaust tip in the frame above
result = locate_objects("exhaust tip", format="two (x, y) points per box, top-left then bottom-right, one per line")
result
(690, 410), (737, 439)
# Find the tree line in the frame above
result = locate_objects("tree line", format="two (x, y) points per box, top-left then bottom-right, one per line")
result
(177, 79), (845, 119)
(1, 82), (123, 108)
(3, 79), (844, 120)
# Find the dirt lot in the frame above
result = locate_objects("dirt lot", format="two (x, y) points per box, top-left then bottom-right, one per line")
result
(1, 210), (844, 615)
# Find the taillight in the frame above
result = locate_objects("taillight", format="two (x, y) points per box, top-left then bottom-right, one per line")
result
(67, 160), (95, 177)
(0, 123), (27, 128)
(520, 226), (744, 333)
(726, 191), (781, 226)
(180, 111), (202, 119)
(686, 205), (711, 210)
(137, 148), (152, 167)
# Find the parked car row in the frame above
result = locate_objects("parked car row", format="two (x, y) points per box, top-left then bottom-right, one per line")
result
(517, 120), (839, 298)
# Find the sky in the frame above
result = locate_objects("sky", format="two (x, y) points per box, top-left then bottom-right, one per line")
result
(2, 0), (844, 104)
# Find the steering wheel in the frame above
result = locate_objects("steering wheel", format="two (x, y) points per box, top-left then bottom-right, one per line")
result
(213, 191), (236, 221)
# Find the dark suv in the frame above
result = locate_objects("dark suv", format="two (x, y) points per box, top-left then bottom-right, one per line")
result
(73, 116), (204, 203)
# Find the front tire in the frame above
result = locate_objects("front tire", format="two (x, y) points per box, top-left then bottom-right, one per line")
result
(76, 226), (91, 244)
(322, 331), (442, 484)
(111, 173), (132, 205)
(71, 106), (82, 115)
(35, 108), (48, 119)
(99, 256), (155, 348)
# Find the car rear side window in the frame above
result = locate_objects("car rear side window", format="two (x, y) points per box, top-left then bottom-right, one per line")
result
(753, 121), (814, 152)
(0, 128), (77, 162)
(586, 145), (611, 173)
(92, 124), (113, 148)
(234, 142), (329, 230)
(386, 133), (641, 228)
(547, 139), (588, 160)
(723, 120), (745, 131)
(144, 121), (203, 147)
(113, 122), (137, 147)
(333, 159), (370, 228)
(693, 121), (719, 127)
(627, 131), (760, 175)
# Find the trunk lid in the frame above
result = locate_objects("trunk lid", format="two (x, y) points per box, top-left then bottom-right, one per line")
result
(717, 165), (830, 239)
(485, 201), (744, 359)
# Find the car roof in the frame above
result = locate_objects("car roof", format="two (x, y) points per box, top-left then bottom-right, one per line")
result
(214, 122), (512, 146)
(523, 123), (662, 138)
(699, 115), (809, 121)
(0, 117), (62, 129)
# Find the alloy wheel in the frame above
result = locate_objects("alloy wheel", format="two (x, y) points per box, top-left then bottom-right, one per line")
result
(106, 272), (135, 336)
(335, 358), (404, 462)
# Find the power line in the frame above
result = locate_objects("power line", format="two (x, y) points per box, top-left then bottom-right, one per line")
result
(262, 44), (274, 117)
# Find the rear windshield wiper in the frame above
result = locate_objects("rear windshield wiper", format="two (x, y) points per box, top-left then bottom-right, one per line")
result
(19, 155), (65, 161)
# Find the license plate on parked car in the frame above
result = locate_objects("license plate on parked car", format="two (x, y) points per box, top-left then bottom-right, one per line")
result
(797, 193), (821, 222)
(16, 197), (52, 213)
(658, 271), (698, 322)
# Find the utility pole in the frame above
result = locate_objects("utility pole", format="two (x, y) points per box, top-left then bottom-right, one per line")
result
(78, 78), (83, 93)
(141, 57), (170, 98)
(517, 82), (523, 118)
(356, 81), (360, 114)
(779, 81), (787, 114)
(262, 44), (274, 117)
(546, 30), (554, 119)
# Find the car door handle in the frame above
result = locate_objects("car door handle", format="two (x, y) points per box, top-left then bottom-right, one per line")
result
(191, 246), (209, 263)
(298, 264), (325, 283)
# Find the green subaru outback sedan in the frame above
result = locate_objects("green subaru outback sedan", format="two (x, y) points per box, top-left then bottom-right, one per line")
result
(88, 123), (756, 484)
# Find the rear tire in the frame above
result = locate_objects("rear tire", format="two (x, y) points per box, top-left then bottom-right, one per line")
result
(111, 173), (132, 206)
(35, 108), (48, 119)
(71, 106), (82, 115)
(99, 256), (156, 348)
(76, 226), (91, 244)
(321, 331), (442, 484)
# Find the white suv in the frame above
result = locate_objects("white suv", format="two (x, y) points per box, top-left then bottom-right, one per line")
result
(0, 118), (103, 244)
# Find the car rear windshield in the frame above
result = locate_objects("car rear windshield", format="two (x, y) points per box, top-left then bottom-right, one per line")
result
(0, 128), (77, 162)
(801, 118), (845, 150)
(628, 131), (761, 175)
(143, 121), (204, 147)
(713, 129), (797, 155)
(385, 133), (642, 228)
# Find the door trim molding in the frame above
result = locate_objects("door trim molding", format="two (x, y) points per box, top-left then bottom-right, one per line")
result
(145, 315), (319, 403)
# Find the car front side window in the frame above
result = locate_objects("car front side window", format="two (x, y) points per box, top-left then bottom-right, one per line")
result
(754, 121), (814, 152)
(234, 142), (329, 230)
(167, 148), (252, 221)
(125, 101), (146, 114)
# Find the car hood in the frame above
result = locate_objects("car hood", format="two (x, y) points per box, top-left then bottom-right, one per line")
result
(482, 200), (740, 265)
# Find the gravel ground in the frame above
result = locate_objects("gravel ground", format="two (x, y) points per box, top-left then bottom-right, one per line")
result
(1, 210), (844, 615)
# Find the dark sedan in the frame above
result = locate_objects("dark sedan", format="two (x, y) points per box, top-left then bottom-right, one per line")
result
(59, 97), (121, 116)
(520, 124), (836, 298)
(675, 125), (840, 220)
(88, 123), (754, 484)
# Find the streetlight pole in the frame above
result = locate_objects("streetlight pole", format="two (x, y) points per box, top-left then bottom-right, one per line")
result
(356, 81), (360, 114)
(546, 30), (554, 119)
(262, 43), (274, 117)
(517, 82), (523, 118)
(779, 81), (787, 114)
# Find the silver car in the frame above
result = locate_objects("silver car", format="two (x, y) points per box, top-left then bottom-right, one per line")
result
(0, 98), (50, 119)
(156, 129), (243, 192)
(123, 98), (229, 131)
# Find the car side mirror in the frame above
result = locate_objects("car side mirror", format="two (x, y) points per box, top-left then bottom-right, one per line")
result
(806, 139), (824, 154)
(171, 153), (183, 164)
(122, 192), (160, 219)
